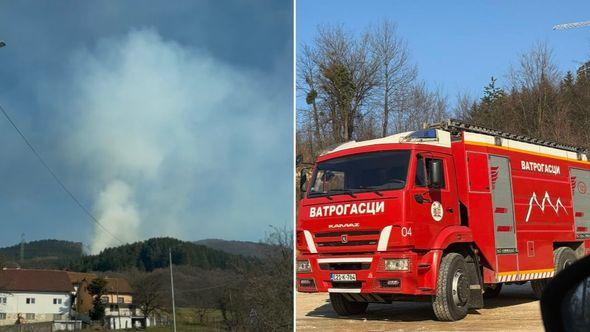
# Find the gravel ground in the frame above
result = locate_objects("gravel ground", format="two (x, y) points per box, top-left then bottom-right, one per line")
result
(296, 284), (544, 331)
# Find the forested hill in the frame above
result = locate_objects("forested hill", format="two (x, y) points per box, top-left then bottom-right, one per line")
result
(0, 239), (83, 268)
(69, 237), (255, 272)
(0, 238), (257, 272)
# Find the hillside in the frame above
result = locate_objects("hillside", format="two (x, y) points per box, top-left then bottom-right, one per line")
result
(70, 237), (255, 272)
(0, 238), (256, 272)
(0, 239), (82, 269)
(193, 239), (272, 258)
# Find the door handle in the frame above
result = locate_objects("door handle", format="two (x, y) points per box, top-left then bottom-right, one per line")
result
(446, 208), (454, 213)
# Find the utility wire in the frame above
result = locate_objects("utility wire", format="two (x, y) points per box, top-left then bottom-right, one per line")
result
(0, 103), (125, 245)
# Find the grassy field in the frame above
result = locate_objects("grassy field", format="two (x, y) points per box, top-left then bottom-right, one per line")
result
(145, 307), (226, 331)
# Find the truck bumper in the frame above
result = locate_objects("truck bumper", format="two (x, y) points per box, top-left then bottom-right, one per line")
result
(296, 250), (441, 296)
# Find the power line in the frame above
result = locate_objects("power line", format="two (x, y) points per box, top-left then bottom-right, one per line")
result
(0, 102), (125, 246)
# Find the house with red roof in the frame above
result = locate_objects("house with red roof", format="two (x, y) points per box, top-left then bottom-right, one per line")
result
(0, 268), (73, 325)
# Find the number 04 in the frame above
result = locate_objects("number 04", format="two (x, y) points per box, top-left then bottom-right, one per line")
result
(401, 227), (412, 237)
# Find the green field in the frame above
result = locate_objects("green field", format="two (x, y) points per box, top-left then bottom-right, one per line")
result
(145, 307), (226, 331)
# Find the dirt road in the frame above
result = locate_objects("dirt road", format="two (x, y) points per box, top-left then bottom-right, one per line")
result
(296, 284), (544, 331)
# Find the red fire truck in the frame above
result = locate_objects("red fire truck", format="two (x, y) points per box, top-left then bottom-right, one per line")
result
(296, 119), (590, 321)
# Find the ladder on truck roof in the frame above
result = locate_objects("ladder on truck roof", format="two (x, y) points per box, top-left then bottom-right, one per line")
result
(430, 119), (588, 155)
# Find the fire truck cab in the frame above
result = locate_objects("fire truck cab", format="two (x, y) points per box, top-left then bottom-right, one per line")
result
(296, 119), (590, 321)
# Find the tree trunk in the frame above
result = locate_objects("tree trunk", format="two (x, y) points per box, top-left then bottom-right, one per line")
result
(382, 67), (390, 137)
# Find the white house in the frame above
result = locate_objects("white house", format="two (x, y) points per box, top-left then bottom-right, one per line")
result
(0, 269), (73, 325)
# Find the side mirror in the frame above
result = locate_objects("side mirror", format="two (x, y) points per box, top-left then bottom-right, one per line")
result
(541, 254), (590, 331)
(429, 160), (443, 188)
(299, 169), (308, 198)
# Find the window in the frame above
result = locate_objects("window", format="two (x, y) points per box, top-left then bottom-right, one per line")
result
(101, 296), (109, 304)
(415, 155), (427, 187)
(53, 298), (62, 305)
(26, 298), (35, 304)
(25, 313), (35, 320)
(117, 297), (124, 304)
(0, 313), (6, 320)
(426, 158), (446, 188)
(309, 151), (411, 197)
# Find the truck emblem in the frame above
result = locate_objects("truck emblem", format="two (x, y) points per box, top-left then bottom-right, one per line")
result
(490, 166), (499, 190)
(328, 223), (360, 229)
(525, 191), (568, 222)
(431, 201), (444, 221)
(579, 181), (587, 195)
(341, 235), (348, 244)
(571, 176), (577, 191)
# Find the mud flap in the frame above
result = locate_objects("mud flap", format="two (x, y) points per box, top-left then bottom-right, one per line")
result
(465, 254), (484, 309)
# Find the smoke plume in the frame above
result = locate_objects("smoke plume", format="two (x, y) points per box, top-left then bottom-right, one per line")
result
(54, 29), (290, 253)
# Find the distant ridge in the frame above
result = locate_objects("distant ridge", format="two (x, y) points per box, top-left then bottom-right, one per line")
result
(0, 239), (82, 269)
(0, 237), (258, 272)
(193, 238), (272, 258)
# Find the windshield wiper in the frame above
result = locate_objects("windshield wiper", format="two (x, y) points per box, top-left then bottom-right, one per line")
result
(326, 189), (357, 198)
(362, 186), (384, 196)
(360, 180), (406, 196)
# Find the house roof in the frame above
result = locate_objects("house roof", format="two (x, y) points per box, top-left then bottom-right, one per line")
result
(104, 277), (133, 294)
(66, 271), (97, 284)
(0, 269), (74, 293)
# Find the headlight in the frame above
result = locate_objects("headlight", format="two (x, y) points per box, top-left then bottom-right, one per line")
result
(297, 260), (311, 273)
(384, 258), (409, 271)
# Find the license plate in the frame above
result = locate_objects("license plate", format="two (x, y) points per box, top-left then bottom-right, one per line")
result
(330, 273), (356, 282)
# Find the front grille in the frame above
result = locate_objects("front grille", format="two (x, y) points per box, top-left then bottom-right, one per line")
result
(315, 230), (380, 237)
(319, 263), (371, 271)
(317, 240), (377, 247)
(314, 230), (380, 252)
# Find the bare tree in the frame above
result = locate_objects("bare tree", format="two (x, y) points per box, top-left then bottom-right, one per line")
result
(508, 42), (560, 136)
(370, 19), (417, 137)
(454, 92), (476, 120)
(396, 82), (448, 132)
(296, 21), (449, 165)
(131, 273), (167, 327)
(307, 25), (380, 142)
(298, 45), (324, 154)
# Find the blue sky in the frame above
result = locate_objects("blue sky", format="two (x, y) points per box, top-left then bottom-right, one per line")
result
(297, 0), (590, 103)
(0, 1), (293, 251)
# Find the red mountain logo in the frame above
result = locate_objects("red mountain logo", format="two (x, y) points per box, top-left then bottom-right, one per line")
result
(525, 191), (567, 222)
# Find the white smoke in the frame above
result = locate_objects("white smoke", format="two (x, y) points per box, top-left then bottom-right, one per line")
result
(91, 180), (140, 253)
(53, 29), (290, 253)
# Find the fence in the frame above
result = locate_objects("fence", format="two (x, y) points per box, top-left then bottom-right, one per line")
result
(0, 321), (82, 332)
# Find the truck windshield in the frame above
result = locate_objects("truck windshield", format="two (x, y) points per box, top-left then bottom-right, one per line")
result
(308, 150), (410, 197)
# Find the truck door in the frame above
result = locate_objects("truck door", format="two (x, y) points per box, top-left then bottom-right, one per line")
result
(489, 155), (518, 254)
(409, 153), (459, 249)
(570, 168), (590, 240)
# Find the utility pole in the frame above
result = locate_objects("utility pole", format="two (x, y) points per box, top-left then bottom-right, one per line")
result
(19, 234), (25, 264)
(169, 249), (177, 332)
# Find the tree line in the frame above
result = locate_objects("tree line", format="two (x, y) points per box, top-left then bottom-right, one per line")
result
(297, 21), (590, 164)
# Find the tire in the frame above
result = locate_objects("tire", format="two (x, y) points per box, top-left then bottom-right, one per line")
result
(329, 293), (368, 316)
(531, 247), (576, 299)
(483, 283), (502, 299)
(432, 253), (470, 321)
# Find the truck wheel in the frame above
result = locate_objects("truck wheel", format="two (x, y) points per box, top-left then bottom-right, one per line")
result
(483, 283), (502, 299)
(531, 247), (576, 299)
(329, 293), (368, 316)
(432, 253), (470, 321)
